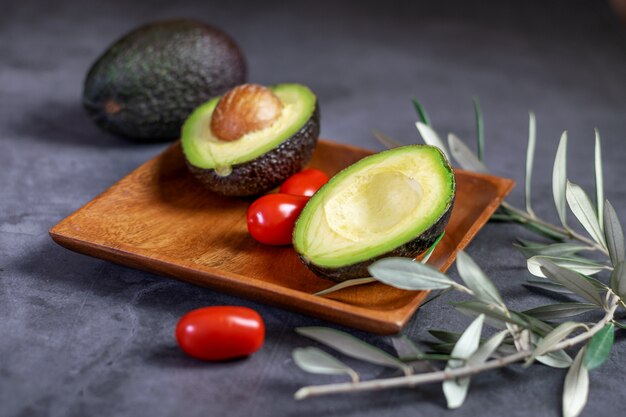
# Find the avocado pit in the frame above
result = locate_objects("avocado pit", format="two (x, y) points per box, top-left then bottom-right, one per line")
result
(210, 84), (283, 142)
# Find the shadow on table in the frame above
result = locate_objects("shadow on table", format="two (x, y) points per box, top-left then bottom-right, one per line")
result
(9, 100), (151, 148)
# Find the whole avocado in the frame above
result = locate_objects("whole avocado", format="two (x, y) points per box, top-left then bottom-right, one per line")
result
(83, 19), (246, 142)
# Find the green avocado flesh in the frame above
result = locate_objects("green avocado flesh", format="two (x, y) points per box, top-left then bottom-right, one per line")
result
(182, 84), (317, 171)
(293, 145), (455, 280)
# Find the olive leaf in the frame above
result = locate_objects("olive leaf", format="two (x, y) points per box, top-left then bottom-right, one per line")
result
(443, 314), (485, 409)
(522, 303), (599, 321)
(368, 257), (456, 291)
(552, 132), (569, 228)
(537, 259), (603, 305)
(295, 327), (411, 374)
(416, 122), (450, 161)
(412, 98), (432, 126)
(467, 329), (508, 365)
(566, 181), (607, 250)
(372, 129), (403, 149)
(314, 277), (376, 296)
(456, 251), (504, 306)
(392, 334), (425, 359)
(527, 256), (609, 278)
(527, 334), (573, 368)
(447, 133), (489, 173)
(536, 349), (574, 369)
(454, 301), (527, 327)
(293, 347), (359, 382)
(473, 97), (485, 162)
(528, 322), (587, 363)
(584, 323), (615, 370)
(429, 330), (464, 344)
(525, 111), (537, 217)
(524, 280), (574, 295)
(609, 261), (626, 299)
(421, 232), (445, 264)
(594, 130), (604, 228)
(514, 241), (590, 259)
(604, 201), (625, 266)
(563, 347), (589, 417)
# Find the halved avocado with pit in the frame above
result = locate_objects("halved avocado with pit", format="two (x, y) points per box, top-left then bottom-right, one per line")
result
(293, 145), (455, 282)
(182, 83), (319, 196)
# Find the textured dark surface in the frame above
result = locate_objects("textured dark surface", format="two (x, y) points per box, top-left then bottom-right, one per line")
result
(2, 1), (626, 417)
(187, 105), (320, 196)
(83, 19), (246, 141)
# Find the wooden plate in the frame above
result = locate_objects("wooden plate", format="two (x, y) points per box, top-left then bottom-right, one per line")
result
(50, 140), (514, 334)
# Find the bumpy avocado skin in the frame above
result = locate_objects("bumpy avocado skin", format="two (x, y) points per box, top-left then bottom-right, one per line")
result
(187, 106), (320, 196)
(300, 190), (455, 283)
(83, 19), (246, 142)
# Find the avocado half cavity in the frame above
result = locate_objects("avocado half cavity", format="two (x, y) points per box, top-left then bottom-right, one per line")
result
(182, 83), (320, 196)
(293, 145), (455, 282)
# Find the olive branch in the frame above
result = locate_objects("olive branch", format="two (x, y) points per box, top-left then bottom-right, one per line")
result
(291, 100), (626, 417)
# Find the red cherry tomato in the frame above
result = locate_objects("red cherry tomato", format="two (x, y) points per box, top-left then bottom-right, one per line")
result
(176, 306), (265, 361)
(247, 193), (309, 245)
(279, 168), (329, 197)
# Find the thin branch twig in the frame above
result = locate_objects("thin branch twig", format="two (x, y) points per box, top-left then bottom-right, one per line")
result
(295, 296), (619, 400)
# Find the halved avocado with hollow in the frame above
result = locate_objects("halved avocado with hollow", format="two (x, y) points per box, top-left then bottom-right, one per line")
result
(293, 145), (455, 282)
(181, 83), (320, 196)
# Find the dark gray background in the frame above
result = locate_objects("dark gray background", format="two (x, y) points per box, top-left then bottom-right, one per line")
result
(2, 1), (626, 416)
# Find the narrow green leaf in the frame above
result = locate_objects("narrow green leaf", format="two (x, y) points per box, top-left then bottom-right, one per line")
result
(293, 347), (359, 382)
(527, 255), (609, 278)
(584, 323), (615, 370)
(456, 251), (504, 306)
(314, 277), (376, 296)
(613, 321), (626, 329)
(500, 207), (568, 240)
(473, 97), (485, 162)
(521, 220), (569, 241)
(552, 132), (568, 228)
(609, 261), (626, 300)
(563, 347), (589, 417)
(416, 122), (450, 161)
(537, 349), (574, 368)
(429, 330), (463, 344)
(531, 322), (586, 360)
(514, 241), (590, 259)
(392, 334), (425, 359)
(604, 201), (625, 266)
(443, 314), (485, 409)
(514, 313), (555, 336)
(295, 327), (410, 373)
(467, 330), (508, 364)
(412, 98), (432, 126)
(368, 257), (455, 290)
(525, 111), (537, 216)
(594, 130), (604, 229)
(566, 181), (607, 249)
(529, 334), (573, 368)
(454, 301), (528, 327)
(524, 280), (573, 295)
(522, 303), (599, 321)
(538, 259), (603, 305)
(372, 129), (403, 149)
(448, 133), (489, 173)
(421, 232), (445, 264)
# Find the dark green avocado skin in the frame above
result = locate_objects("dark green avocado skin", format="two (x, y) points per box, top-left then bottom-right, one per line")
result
(187, 106), (320, 196)
(300, 193), (455, 282)
(83, 19), (246, 142)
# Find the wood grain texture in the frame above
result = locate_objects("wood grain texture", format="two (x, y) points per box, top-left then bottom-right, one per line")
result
(49, 140), (514, 334)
